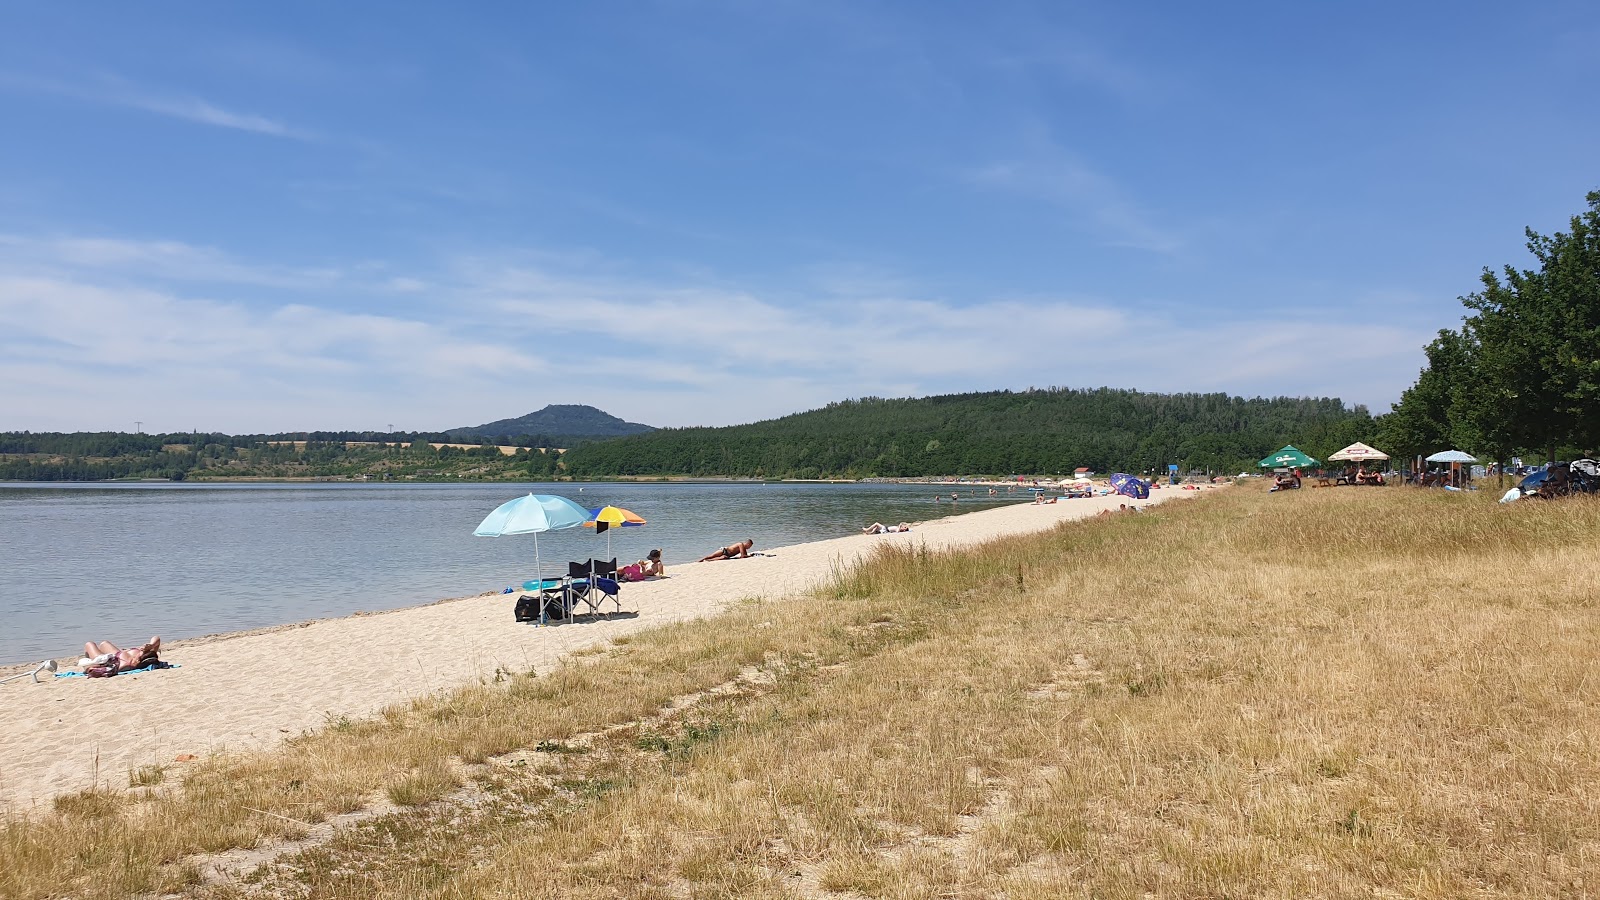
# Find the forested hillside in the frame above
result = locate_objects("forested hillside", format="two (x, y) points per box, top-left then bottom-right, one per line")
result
(0, 432), (562, 482)
(561, 388), (1375, 478)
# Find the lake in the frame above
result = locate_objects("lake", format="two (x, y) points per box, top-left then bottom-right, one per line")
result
(0, 481), (1023, 664)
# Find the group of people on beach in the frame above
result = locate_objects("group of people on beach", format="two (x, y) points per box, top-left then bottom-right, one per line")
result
(1097, 503), (1141, 516)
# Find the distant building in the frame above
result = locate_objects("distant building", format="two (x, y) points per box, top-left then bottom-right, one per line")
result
(1073, 467), (1093, 480)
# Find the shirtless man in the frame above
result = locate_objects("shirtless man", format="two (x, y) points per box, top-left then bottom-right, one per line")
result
(699, 539), (754, 561)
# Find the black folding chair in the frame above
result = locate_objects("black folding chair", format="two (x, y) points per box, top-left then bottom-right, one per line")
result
(565, 558), (617, 617)
(587, 557), (623, 614)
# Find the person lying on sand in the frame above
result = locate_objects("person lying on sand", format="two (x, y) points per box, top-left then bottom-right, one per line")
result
(80, 637), (162, 676)
(699, 539), (754, 561)
(861, 522), (912, 534)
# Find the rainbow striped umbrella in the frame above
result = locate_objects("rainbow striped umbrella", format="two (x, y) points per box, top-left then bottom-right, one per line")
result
(584, 505), (646, 558)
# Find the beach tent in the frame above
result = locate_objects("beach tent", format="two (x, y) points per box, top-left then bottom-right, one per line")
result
(1259, 445), (1317, 468)
(1329, 442), (1390, 462)
(1110, 473), (1150, 499)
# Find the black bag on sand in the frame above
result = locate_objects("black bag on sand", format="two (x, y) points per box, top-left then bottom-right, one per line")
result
(514, 593), (540, 622)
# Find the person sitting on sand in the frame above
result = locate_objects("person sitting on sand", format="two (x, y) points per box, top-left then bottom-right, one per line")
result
(699, 539), (754, 561)
(636, 548), (665, 577)
(80, 637), (161, 675)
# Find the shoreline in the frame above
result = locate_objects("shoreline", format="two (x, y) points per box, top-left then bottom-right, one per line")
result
(0, 486), (1213, 811)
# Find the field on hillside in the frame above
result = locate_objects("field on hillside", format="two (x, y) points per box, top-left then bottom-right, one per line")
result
(5, 484), (1598, 899)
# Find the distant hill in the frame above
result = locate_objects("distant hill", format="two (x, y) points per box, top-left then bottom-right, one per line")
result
(449, 404), (655, 440)
(559, 387), (1377, 478)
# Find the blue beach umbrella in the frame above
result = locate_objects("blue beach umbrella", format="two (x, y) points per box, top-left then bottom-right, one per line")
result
(473, 493), (591, 585)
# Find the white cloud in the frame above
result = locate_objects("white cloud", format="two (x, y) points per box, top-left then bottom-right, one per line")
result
(0, 71), (312, 139)
(0, 232), (1428, 433)
(122, 94), (301, 138)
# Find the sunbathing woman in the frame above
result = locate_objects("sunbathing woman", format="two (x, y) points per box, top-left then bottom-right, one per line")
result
(638, 548), (665, 576)
(699, 539), (754, 561)
(81, 637), (161, 674)
(861, 522), (912, 534)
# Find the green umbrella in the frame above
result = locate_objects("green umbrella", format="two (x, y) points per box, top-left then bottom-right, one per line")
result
(1258, 445), (1318, 468)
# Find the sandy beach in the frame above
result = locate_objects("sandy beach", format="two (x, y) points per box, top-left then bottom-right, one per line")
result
(0, 487), (1207, 812)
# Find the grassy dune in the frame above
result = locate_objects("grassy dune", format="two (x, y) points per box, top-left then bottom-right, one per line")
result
(5, 484), (1599, 898)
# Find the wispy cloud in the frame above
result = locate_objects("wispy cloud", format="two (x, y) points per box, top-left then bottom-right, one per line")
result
(987, 41), (1159, 103)
(970, 152), (1184, 255)
(0, 71), (313, 139)
(121, 93), (301, 137)
(0, 234), (413, 293)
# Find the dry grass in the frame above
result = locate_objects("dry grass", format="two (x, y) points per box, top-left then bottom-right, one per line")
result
(4, 484), (1600, 898)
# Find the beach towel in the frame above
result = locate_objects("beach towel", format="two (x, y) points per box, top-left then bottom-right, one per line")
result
(56, 662), (179, 679)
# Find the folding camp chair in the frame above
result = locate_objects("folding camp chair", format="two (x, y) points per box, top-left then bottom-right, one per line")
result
(589, 558), (624, 614)
(561, 559), (600, 617)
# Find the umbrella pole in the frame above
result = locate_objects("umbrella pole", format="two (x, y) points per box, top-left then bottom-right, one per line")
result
(534, 530), (547, 626)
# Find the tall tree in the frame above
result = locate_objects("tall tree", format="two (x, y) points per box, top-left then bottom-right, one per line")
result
(1379, 327), (1480, 461)
(1463, 190), (1600, 457)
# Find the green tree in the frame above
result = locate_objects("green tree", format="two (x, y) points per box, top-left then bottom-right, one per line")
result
(1463, 190), (1600, 458)
(1379, 328), (1480, 462)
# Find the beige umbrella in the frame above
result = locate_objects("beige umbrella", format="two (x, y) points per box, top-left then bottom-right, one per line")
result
(1328, 442), (1390, 462)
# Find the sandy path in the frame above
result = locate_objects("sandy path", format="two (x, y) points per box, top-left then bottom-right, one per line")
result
(0, 487), (1207, 812)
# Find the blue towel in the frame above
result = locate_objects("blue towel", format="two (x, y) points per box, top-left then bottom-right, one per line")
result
(56, 663), (180, 678)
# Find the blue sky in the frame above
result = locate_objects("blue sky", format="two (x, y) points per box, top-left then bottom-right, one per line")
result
(2, 2), (1596, 433)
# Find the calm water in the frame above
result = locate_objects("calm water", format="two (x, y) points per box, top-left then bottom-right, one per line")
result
(0, 481), (1020, 664)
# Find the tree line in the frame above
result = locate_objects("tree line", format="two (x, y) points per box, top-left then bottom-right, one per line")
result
(3, 390), (1379, 482)
(559, 388), (1376, 479)
(1377, 190), (1599, 465)
(0, 434), (566, 482)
